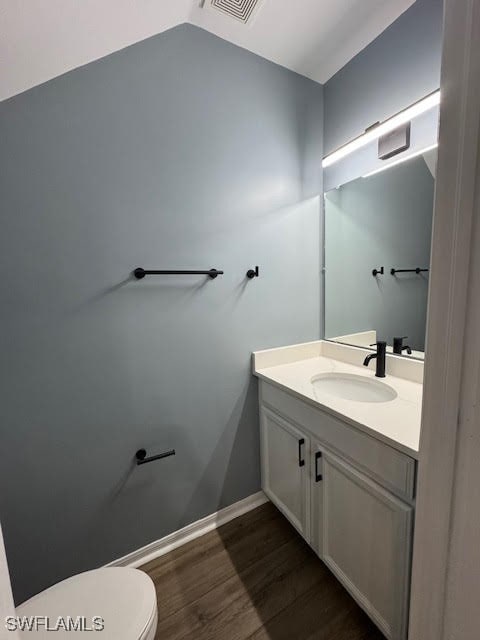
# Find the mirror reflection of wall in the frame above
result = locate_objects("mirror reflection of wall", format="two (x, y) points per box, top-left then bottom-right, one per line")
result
(324, 150), (436, 359)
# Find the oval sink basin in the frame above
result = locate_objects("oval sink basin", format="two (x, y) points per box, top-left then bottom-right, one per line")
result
(311, 373), (397, 403)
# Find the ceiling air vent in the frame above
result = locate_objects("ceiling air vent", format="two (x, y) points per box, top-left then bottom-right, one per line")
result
(210, 0), (262, 24)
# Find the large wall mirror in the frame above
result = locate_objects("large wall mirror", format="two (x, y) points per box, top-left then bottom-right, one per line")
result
(324, 147), (436, 360)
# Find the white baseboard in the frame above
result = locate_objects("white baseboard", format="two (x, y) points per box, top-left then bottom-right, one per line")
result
(106, 491), (269, 569)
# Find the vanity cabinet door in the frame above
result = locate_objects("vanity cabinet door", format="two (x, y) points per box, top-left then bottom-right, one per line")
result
(322, 451), (412, 640)
(260, 407), (310, 541)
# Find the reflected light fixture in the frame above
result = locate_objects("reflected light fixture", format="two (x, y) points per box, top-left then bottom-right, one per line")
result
(362, 142), (438, 178)
(322, 90), (440, 168)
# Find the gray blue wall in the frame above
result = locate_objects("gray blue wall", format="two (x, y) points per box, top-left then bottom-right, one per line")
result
(0, 23), (323, 603)
(324, 0), (443, 154)
(324, 156), (433, 350)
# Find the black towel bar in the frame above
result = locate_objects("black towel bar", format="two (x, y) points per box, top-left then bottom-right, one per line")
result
(390, 268), (429, 275)
(134, 268), (223, 280)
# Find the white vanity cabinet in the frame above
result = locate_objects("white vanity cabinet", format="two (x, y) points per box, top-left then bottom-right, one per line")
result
(259, 381), (416, 640)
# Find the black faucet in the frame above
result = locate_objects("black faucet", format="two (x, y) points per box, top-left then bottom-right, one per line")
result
(393, 336), (412, 355)
(363, 341), (387, 378)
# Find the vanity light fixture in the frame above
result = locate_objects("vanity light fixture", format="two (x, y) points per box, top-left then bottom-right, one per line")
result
(322, 90), (440, 168)
(362, 142), (438, 178)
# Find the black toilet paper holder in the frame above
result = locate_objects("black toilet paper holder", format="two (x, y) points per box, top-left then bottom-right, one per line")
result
(135, 448), (176, 465)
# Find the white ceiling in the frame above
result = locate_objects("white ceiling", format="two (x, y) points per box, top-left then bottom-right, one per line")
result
(0, 0), (415, 103)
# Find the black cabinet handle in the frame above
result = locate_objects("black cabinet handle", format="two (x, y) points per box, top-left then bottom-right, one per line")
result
(315, 451), (323, 482)
(298, 438), (305, 467)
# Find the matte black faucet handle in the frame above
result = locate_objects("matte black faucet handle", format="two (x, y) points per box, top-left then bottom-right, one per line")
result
(393, 336), (409, 355)
(364, 341), (386, 377)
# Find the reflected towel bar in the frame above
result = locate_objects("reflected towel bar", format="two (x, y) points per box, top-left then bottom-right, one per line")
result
(390, 268), (429, 275)
(134, 268), (223, 280)
(135, 448), (176, 465)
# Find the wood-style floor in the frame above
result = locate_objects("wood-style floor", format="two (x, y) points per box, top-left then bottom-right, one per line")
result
(141, 502), (385, 640)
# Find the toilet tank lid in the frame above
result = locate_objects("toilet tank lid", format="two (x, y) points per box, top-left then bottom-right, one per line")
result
(16, 567), (157, 639)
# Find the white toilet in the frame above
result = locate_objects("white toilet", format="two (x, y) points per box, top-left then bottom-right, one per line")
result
(16, 567), (158, 639)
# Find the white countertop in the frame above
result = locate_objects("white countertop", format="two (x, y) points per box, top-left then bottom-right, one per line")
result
(253, 341), (423, 459)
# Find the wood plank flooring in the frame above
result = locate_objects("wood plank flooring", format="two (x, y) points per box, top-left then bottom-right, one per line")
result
(141, 502), (385, 640)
